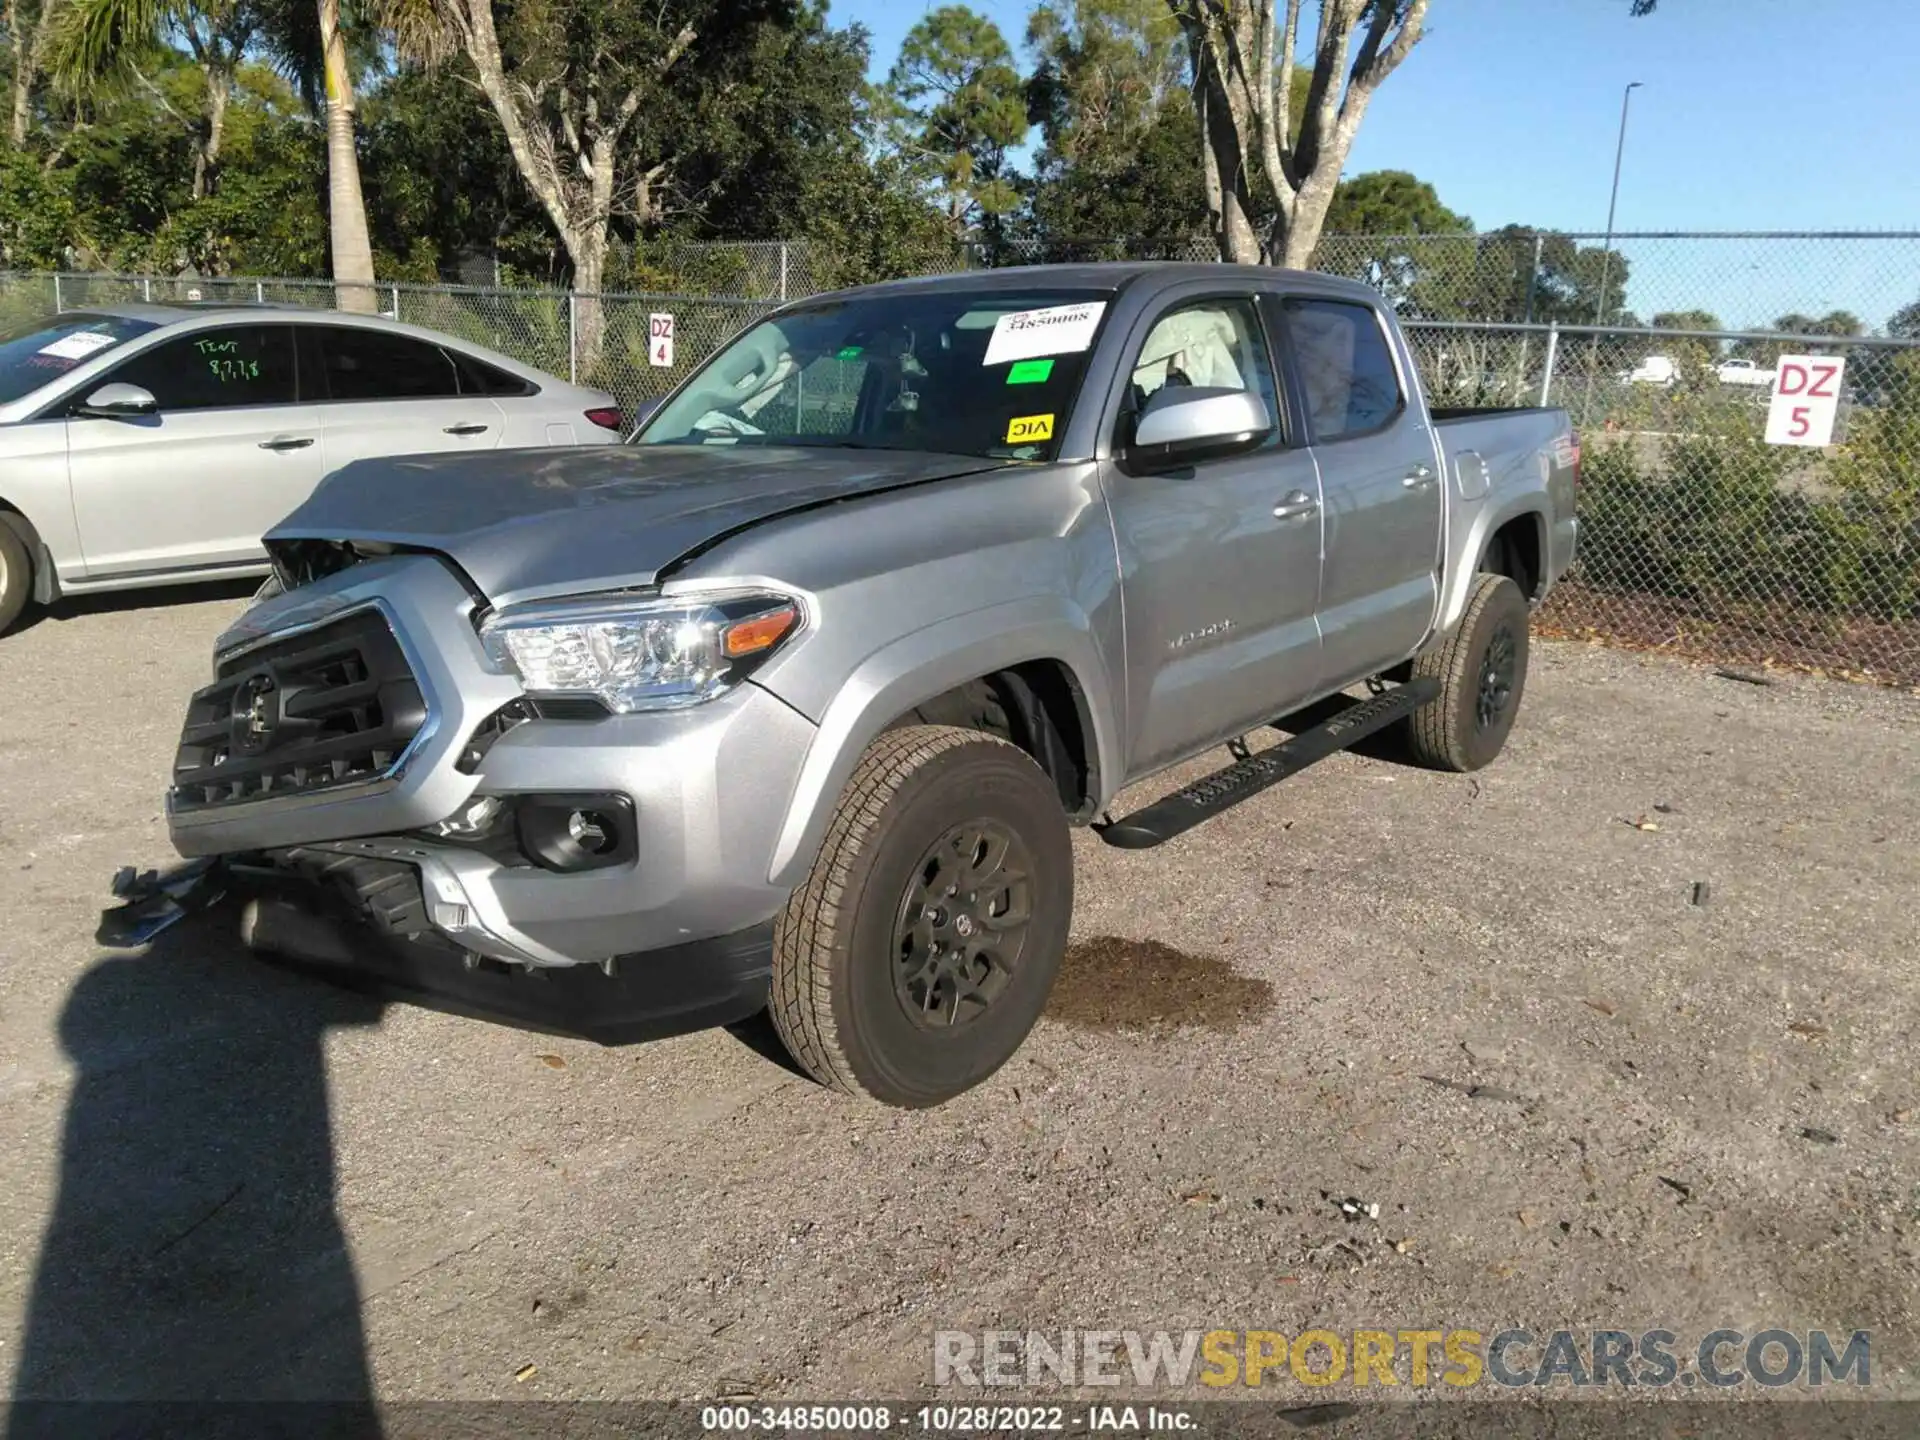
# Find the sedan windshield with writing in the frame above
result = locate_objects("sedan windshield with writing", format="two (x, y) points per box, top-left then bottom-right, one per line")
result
(634, 291), (1113, 461)
(0, 314), (158, 405)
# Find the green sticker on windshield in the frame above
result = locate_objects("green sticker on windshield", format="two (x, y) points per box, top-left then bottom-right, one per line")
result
(1005, 358), (1054, 385)
(835, 345), (863, 360)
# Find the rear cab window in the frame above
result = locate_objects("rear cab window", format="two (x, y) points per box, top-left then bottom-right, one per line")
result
(1279, 297), (1405, 440)
(0, 313), (158, 405)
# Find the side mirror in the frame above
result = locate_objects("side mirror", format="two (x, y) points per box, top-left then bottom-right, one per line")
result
(1129, 386), (1273, 468)
(76, 382), (158, 419)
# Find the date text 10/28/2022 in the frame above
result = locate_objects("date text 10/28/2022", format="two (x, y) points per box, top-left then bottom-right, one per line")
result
(700, 1406), (1195, 1433)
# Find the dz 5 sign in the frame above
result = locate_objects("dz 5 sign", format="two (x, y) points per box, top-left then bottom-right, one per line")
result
(1764, 354), (1846, 447)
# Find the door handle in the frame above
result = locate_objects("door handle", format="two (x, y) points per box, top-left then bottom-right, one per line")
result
(1272, 490), (1319, 521)
(443, 421), (491, 436)
(258, 436), (314, 451)
(1402, 465), (1436, 489)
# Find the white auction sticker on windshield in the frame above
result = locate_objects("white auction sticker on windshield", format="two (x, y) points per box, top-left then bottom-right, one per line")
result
(982, 302), (1106, 367)
(38, 331), (117, 361)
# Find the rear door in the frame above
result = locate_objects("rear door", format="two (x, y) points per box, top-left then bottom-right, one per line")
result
(1103, 290), (1326, 777)
(301, 325), (505, 471)
(65, 323), (323, 577)
(1276, 296), (1442, 682)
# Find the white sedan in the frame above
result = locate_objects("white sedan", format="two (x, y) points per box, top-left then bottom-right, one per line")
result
(0, 303), (623, 634)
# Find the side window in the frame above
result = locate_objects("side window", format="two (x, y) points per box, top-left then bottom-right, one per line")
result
(450, 350), (536, 397)
(314, 327), (460, 401)
(106, 326), (296, 411)
(1280, 298), (1403, 440)
(1124, 297), (1282, 448)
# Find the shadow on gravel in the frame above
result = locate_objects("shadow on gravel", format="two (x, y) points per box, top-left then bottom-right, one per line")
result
(1045, 936), (1274, 1034)
(7, 913), (385, 1438)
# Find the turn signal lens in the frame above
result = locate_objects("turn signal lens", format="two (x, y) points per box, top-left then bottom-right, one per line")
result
(722, 605), (799, 659)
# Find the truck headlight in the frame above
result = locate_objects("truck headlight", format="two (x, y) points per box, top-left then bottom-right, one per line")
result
(478, 590), (800, 713)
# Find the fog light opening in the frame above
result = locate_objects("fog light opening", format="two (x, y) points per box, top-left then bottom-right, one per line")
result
(514, 793), (636, 873)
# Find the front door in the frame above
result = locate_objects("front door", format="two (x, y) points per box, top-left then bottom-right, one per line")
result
(65, 324), (324, 578)
(1103, 294), (1326, 777)
(301, 326), (504, 472)
(1277, 296), (1443, 681)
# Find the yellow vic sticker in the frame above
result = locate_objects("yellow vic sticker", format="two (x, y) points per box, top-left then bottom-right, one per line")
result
(1006, 413), (1055, 444)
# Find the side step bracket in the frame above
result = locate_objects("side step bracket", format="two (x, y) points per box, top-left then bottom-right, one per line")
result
(1095, 678), (1439, 850)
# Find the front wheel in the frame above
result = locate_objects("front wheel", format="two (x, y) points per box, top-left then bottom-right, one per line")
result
(1402, 572), (1531, 772)
(769, 725), (1073, 1108)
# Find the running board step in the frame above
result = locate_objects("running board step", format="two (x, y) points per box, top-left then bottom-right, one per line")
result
(1095, 678), (1440, 850)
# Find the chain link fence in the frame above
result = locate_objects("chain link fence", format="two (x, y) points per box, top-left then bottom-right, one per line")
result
(5, 235), (1918, 686)
(1396, 318), (1920, 684)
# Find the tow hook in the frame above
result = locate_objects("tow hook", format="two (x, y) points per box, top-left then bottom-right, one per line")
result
(97, 858), (230, 948)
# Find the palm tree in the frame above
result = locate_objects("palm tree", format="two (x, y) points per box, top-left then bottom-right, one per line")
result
(255, 0), (376, 309)
(319, 0), (376, 310)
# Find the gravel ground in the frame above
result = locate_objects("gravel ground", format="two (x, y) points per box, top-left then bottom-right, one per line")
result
(1, 584), (1916, 1422)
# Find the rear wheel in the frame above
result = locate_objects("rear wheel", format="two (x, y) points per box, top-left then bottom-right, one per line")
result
(0, 520), (33, 636)
(769, 725), (1072, 1108)
(1402, 572), (1530, 772)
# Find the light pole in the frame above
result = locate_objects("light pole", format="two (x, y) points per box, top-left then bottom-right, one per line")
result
(1595, 81), (1642, 325)
(1583, 81), (1641, 422)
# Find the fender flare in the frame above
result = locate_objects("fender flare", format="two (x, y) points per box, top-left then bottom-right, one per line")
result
(764, 596), (1123, 890)
(1435, 498), (1547, 637)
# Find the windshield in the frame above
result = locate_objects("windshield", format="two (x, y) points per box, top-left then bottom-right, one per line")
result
(633, 289), (1114, 461)
(0, 313), (159, 405)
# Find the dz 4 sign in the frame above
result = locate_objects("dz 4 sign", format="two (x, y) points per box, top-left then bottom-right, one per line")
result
(1764, 354), (1846, 447)
(648, 312), (675, 368)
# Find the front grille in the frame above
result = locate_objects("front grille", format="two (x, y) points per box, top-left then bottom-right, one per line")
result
(170, 609), (428, 812)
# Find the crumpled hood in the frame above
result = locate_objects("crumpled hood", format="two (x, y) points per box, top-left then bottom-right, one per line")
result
(267, 444), (1009, 602)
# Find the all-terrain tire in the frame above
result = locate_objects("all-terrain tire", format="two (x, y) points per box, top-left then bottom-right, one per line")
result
(769, 724), (1073, 1108)
(1403, 572), (1531, 772)
(0, 519), (33, 636)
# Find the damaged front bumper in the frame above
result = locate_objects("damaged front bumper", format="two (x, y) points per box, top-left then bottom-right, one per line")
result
(129, 550), (821, 1040)
(98, 853), (776, 1044)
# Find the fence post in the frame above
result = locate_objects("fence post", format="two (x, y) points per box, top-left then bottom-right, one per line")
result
(1539, 323), (1560, 408)
(53, 273), (62, 312)
(1514, 233), (1545, 391)
(256, 280), (265, 303)
(568, 293), (578, 384)
(778, 243), (788, 302)
(390, 283), (400, 319)
(142, 276), (152, 303)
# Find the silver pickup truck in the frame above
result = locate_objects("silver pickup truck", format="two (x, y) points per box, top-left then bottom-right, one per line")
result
(116, 263), (1579, 1108)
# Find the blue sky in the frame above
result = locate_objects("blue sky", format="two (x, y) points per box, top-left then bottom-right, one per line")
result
(833, 0), (1920, 327)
